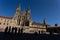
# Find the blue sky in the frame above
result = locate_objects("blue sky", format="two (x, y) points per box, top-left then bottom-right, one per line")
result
(0, 0), (60, 26)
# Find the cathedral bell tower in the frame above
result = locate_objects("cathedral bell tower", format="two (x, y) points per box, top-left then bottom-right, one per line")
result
(13, 3), (21, 25)
(26, 6), (30, 20)
(24, 6), (32, 26)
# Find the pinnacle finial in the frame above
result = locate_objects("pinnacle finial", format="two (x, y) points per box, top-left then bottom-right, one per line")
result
(16, 3), (21, 12)
(28, 6), (30, 10)
(17, 3), (20, 8)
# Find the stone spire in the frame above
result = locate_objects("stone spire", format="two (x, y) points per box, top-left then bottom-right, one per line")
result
(17, 3), (20, 8)
(13, 3), (20, 19)
(27, 6), (30, 15)
(12, 3), (21, 25)
(16, 3), (20, 13)
(26, 6), (31, 20)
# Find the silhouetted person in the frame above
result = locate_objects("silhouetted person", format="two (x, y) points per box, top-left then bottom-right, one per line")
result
(39, 31), (40, 34)
(41, 30), (44, 34)
(5, 27), (8, 33)
(18, 28), (20, 34)
(8, 26), (11, 33)
(21, 28), (23, 34)
(12, 27), (15, 33)
(15, 27), (17, 34)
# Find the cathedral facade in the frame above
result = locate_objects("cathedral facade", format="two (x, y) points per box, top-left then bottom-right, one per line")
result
(0, 4), (49, 34)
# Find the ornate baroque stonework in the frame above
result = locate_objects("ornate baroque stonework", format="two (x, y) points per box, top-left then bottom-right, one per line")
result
(0, 3), (49, 34)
